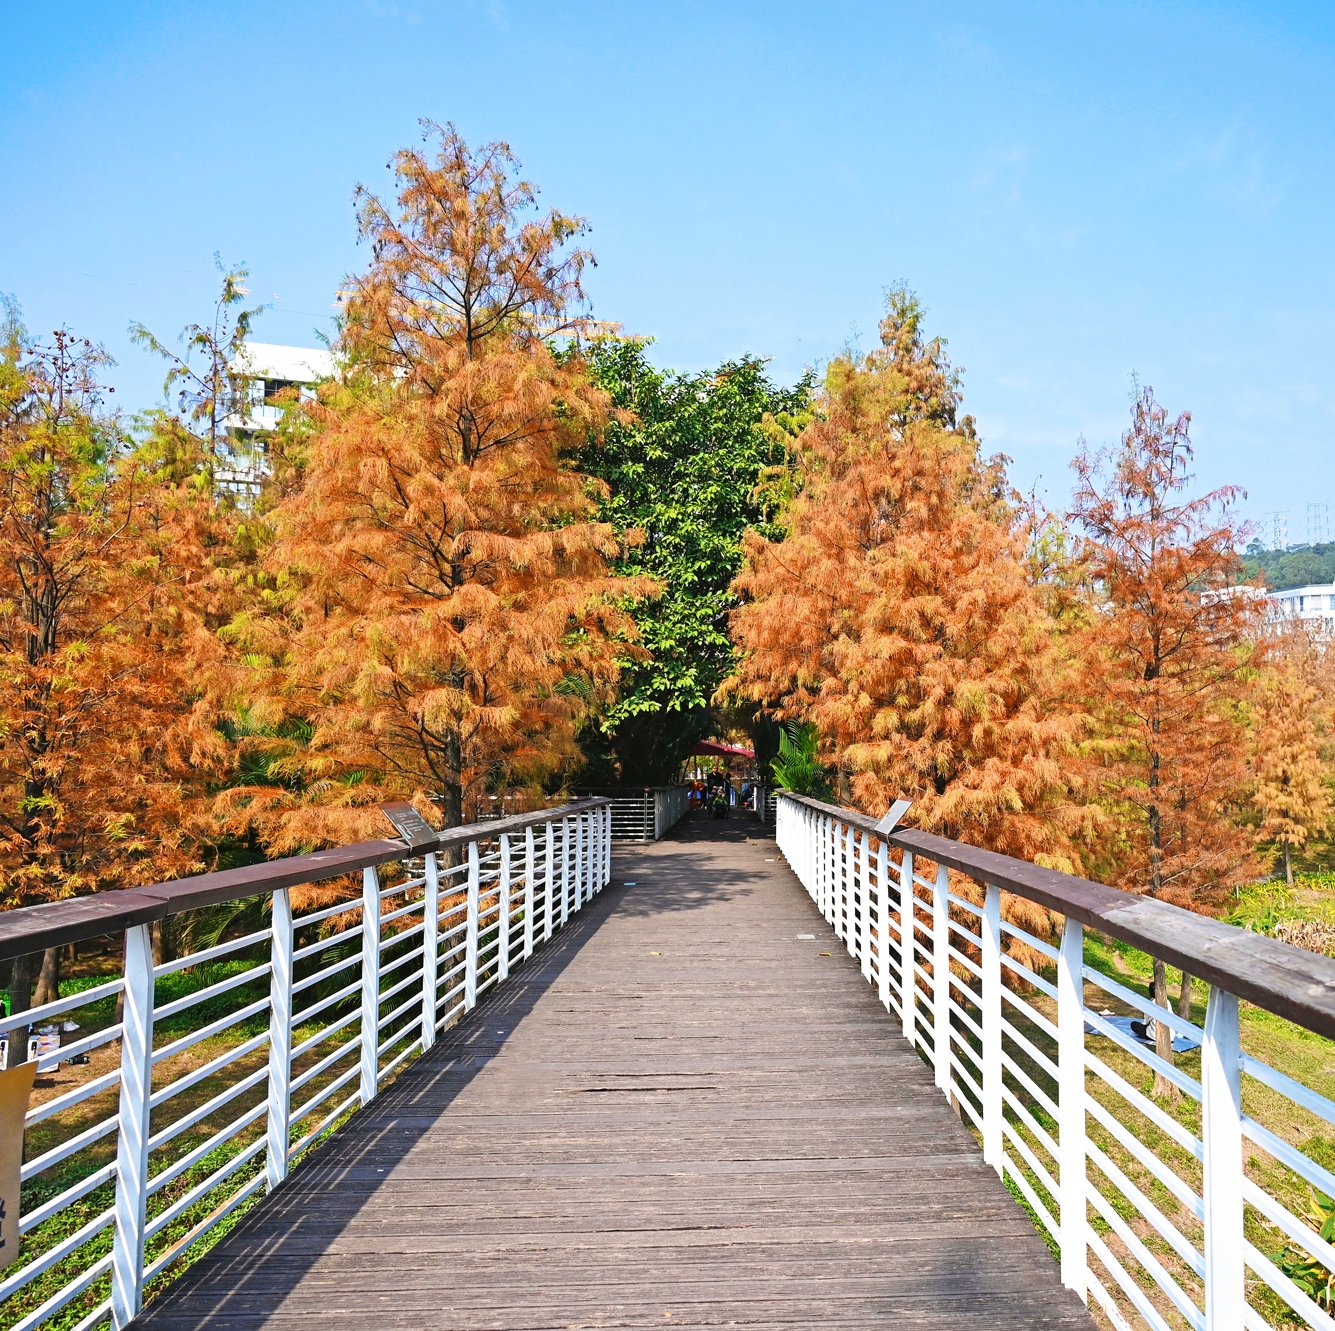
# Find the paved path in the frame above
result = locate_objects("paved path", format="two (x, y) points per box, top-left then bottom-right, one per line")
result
(135, 813), (1090, 1329)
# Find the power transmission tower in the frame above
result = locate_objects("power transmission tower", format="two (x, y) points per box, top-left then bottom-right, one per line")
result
(1309, 502), (1330, 546)
(1268, 511), (1289, 551)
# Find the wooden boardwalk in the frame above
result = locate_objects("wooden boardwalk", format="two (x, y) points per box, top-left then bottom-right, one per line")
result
(134, 814), (1090, 1329)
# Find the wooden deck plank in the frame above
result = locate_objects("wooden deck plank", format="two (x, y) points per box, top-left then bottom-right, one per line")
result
(132, 814), (1090, 1329)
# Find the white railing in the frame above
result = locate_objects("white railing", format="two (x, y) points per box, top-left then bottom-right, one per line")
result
(776, 791), (1335, 1331)
(0, 799), (612, 1331)
(574, 787), (690, 843)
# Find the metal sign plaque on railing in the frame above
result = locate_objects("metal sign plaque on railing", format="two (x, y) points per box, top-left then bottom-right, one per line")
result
(0, 798), (613, 1330)
(773, 790), (1335, 1331)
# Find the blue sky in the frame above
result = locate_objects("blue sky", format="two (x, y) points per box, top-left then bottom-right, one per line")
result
(4, 0), (1333, 534)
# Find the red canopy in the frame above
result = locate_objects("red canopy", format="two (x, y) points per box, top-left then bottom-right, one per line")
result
(688, 739), (755, 759)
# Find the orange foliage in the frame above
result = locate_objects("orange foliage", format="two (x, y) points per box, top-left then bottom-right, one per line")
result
(1070, 386), (1263, 913)
(221, 125), (651, 850)
(727, 291), (1092, 873)
(0, 332), (231, 910)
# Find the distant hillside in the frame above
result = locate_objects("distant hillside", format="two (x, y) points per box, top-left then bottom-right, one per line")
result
(1242, 541), (1335, 590)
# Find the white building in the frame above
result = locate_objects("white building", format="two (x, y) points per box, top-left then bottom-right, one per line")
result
(1268, 583), (1335, 633)
(219, 342), (336, 493)
(226, 342), (335, 435)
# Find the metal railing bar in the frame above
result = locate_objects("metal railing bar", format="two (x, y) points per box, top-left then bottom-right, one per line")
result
(999, 918), (1061, 963)
(1000, 1047), (1060, 1122)
(1085, 1047), (1203, 1159)
(152, 963), (272, 1023)
(0, 977), (124, 1039)
(1001, 1116), (1060, 1206)
(289, 1030), (360, 1096)
(289, 1058), (359, 1126)
(946, 942), (983, 980)
(1000, 1013), (1060, 1084)
(377, 940), (425, 981)
(1086, 1183), (1202, 1329)
(1085, 1230), (1171, 1331)
(1000, 986), (1059, 1042)
(1085, 1268), (1136, 1331)
(147, 1064), (269, 1154)
(379, 875), (426, 900)
(1001, 1154), (1059, 1244)
(999, 951), (1058, 999)
(293, 899), (365, 931)
(149, 1031), (269, 1111)
(151, 995), (271, 1066)
(1242, 1114), (1335, 1199)
(146, 1102), (267, 1198)
(1240, 1051), (1335, 1125)
(949, 1046), (984, 1104)
(1085, 1138), (1203, 1277)
(376, 1016), (421, 1059)
(21, 1112), (119, 1182)
(375, 992), (421, 1034)
(19, 1160), (116, 1233)
(0, 1206), (115, 1299)
(143, 1136), (266, 1242)
(292, 927), (363, 965)
(37, 1024), (122, 1067)
(1081, 965), (1204, 1042)
(1083, 1009), (1202, 1100)
(1084, 1091), (1202, 1219)
(288, 1086), (360, 1162)
(378, 898), (425, 929)
(143, 1172), (268, 1283)
(68, 1299), (111, 1331)
(8, 1252), (113, 1331)
(25, 1068), (121, 1127)
(1243, 1176), (1335, 1274)
(1000, 1086), (1060, 1168)
(292, 976), (361, 1025)
(946, 890), (982, 918)
(378, 1035), (422, 1081)
(153, 929), (273, 979)
(435, 999), (465, 1030)
(1244, 1237), (1335, 1330)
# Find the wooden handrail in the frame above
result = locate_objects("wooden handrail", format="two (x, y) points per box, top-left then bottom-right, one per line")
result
(775, 791), (1335, 1039)
(0, 798), (612, 963)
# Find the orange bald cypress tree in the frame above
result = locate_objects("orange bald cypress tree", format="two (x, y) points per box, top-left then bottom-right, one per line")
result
(223, 125), (649, 848)
(0, 324), (234, 1006)
(1070, 386), (1262, 1089)
(727, 290), (1092, 871)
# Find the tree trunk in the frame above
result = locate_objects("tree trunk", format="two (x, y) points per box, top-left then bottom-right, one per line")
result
(1152, 958), (1177, 1100)
(9, 953), (33, 1018)
(1284, 843), (1293, 889)
(32, 947), (60, 1008)
(1177, 972), (1193, 1021)
(151, 920), (164, 968)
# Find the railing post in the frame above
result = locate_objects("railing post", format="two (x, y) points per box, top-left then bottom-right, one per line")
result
(110, 922), (155, 1329)
(1057, 914), (1087, 1301)
(524, 827), (536, 959)
(421, 852), (440, 1049)
(578, 812), (588, 907)
(1203, 985), (1244, 1331)
(544, 821), (555, 942)
(981, 882), (1003, 1173)
(603, 803), (611, 887)
(560, 818), (571, 926)
(266, 888), (294, 1191)
(876, 838), (891, 1011)
(360, 866), (381, 1104)
(498, 834), (511, 981)
(859, 831), (873, 983)
(840, 821), (852, 951)
(465, 840), (479, 1011)
(900, 850), (915, 1046)
(933, 862), (951, 1096)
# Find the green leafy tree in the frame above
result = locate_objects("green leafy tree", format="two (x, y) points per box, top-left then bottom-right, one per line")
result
(577, 340), (810, 783)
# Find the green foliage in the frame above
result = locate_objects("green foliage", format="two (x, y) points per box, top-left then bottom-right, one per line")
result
(1275, 1190), (1335, 1311)
(769, 722), (831, 798)
(1242, 540), (1335, 591)
(577, 340), (811, 781)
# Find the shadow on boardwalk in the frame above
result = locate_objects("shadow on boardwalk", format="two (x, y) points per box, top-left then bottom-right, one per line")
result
(133, 810), (1090, 1330)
